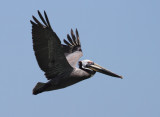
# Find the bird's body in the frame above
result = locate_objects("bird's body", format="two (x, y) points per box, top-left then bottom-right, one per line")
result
(31, 11), (122, 95)
(33, 68), (94, 94)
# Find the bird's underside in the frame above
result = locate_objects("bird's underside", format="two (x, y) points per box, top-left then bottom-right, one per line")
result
(32, 68), (93, 95)
(31, 10), (123, 95)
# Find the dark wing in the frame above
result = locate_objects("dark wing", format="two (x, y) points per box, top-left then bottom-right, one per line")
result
(62, 29), (83, 67)
(30, 10), (73, 79)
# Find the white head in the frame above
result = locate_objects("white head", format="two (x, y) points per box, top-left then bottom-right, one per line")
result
(78, 59), (123, 79)
(79, 59), (94, 70)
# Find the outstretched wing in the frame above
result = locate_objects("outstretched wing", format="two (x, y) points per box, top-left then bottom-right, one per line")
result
(30, 10), (73, 79)
(62, 29), (83, 67)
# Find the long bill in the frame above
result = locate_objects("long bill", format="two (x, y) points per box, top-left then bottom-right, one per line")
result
(88, 63), (123, 79)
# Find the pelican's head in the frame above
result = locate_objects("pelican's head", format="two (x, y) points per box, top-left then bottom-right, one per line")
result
(79, 59), (122, 79)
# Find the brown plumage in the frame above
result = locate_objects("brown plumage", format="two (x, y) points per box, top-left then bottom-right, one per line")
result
(31, 10), (122, 95)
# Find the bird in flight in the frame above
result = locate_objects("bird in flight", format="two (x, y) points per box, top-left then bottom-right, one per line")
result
(30, 10), (122, 95)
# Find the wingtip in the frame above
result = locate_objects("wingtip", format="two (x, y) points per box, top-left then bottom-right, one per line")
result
(120, 76), (123, 79)
(67, 34), (70, 38)
(76, 28), (79, 37)
(30, 20), (33, 24)
(37, 10), (41, 15)
(63, 39), (72, 46)
(44, 10), (47, 15)
(76, 28), (78, 32)
(32, 15), (36, 21)
(32, 15), (36, 20)
(43, 10), (51, 28)
(71, 28), (73, 33)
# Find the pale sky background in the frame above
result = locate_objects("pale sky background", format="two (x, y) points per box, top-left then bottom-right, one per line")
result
(0, 0), (160, 117)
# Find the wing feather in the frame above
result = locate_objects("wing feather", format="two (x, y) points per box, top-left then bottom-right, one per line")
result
(62, 29), (83, 67)
(67, 34), (75, 45)
(63, 39), (72, 46)
(31, 11), (73, 79)
(76, 28), (80, 45)
(44, 11), (51, 28)
(37, 10), (48, 27)
(71, 29), (77, 45)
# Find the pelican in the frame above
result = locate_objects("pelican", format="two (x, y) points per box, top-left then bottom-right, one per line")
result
(30, 11), (122, 95)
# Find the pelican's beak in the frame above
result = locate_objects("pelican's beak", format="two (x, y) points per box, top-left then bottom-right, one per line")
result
(88, 63), (123, 79)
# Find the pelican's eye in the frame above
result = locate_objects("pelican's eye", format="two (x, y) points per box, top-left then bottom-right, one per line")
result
(79, 61), (82, 66)
(88, 61), (94, 64)
(86, 61), (94, 67)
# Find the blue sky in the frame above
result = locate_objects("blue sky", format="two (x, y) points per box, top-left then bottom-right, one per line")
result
(0, 0), (160, 117)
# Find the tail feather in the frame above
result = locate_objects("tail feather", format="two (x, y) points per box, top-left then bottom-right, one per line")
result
(33, 82), (45, 95)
